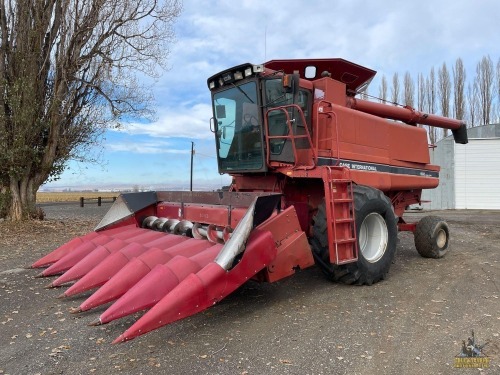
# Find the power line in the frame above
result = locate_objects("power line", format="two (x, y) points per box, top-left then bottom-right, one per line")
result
(195, 152), (216, 159)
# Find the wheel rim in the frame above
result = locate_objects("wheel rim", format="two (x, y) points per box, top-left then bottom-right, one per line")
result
(436, 228), (447, 248)
(359, 212), (388, 263)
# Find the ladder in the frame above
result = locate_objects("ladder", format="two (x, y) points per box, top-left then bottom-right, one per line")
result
(323, 167), (358, 264)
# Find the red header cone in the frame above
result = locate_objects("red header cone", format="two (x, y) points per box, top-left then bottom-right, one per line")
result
(62, 234), (189, 298)
(113, 230), (276, 343)
(31, 234), (96, 269)
(50, 239), (127, 287)
(39, 235), (113, 277)
(97, 243), (222, 324)
(50, 229), (175, 287)
(80, 238), (214, 312)
(30, 224), (138, 268)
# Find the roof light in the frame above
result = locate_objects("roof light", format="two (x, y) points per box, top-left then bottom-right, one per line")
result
(209, 81), (216, 89)
(234, 71), (243, 80)
(219, 77), (224, 86)
(244, 67), (253, 77)
(253, 64), (264, 73)
(222, 72), (233, 83)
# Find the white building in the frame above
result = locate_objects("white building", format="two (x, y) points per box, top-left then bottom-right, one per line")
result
(421, 124), (500, 210)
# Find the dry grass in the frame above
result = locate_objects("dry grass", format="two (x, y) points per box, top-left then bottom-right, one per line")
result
(36, 191), (119, 203)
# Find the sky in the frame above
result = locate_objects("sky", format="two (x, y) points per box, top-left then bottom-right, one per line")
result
(43, 0), (500, 191)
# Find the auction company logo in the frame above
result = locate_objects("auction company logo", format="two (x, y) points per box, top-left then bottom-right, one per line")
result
(454, 330), (490, 369)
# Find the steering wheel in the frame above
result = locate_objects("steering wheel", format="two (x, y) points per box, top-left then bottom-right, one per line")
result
(243, 114), (259, 133)
(243, 113), (259, 126)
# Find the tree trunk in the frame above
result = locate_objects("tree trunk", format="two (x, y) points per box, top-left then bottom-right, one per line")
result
(8, 176), (38, 221)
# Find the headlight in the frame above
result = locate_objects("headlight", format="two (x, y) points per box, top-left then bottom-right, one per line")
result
(253, 64), (264, 73)
(222, 72), (233, 83)
(234, 71), (243, 80)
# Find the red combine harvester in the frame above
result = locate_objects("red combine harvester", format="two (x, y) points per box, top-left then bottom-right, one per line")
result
(31, 58), (468, 343)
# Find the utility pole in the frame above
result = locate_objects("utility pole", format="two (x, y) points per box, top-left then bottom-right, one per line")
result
(190, 142), (194, 191)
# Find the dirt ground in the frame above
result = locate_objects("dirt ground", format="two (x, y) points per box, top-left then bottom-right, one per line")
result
(0, 203), (499, 375)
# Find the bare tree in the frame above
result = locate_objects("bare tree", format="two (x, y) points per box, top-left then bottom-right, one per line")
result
(475, 55), (494, 125)
(417, 73), (426, 112)
(403, 71), (415, 107)
(0, 0), (182, 220)
(360, 84), (369, 100)
(438, 62), (451, 137)
(379, 75), (388, 103)
(453, 58), (466, 120)
(426, 67), (437, 114)
(466, 82), (479, 127)
(391, 72), (399, 105)
(425, 67), (438, 143)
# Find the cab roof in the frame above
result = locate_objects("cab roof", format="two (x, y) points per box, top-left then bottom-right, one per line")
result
(264, 58), (376, 93)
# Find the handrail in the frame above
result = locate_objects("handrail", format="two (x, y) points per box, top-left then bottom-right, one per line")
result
(264, 104), (316, 169)
(315, 100), (340, 166)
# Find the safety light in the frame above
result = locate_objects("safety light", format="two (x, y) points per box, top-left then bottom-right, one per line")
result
(253, 64), (264, 73)
(234, 71), (243, 80)
(209, 81), (215, 89)
(222, 72), (233, 83)
(244, 67), (252, 77)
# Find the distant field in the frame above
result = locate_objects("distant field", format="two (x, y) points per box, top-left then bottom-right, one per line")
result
(37, 191), (120, 203)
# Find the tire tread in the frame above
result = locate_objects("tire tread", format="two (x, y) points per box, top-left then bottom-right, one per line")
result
(414, 216), (449, 258)
(310, 185), (397, 286)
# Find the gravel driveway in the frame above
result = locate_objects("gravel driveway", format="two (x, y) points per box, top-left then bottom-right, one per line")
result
(1, 203), (499, 374)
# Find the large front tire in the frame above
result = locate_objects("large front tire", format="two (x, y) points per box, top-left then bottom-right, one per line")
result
(310, 185), (398, 285)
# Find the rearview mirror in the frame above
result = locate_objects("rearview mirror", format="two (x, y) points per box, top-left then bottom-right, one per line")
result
(216, 105), (226, 119)
(282, 74), (293, 93)
(282, 73), (299, 94)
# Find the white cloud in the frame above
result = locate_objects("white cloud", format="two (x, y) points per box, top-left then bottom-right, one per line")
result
(116, 103), (214, 140)
(106, 140), (191, 155)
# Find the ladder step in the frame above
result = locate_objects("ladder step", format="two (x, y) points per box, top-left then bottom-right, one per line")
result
(326, 175), (358, 263)
(336, 257), (358, 265)
(336, 238), (357, 244)
(335, 218), (354, 223)
(332, 198), (353, 203)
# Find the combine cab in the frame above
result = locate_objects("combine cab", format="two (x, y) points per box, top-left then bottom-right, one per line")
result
(31, 58), (467, 343)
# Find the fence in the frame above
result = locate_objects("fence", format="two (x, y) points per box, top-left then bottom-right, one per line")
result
(79, 196), (117, 207)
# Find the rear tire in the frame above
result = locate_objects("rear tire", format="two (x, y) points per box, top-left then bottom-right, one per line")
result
(414, 216), (449, 258)
(310, 185), (398, 285)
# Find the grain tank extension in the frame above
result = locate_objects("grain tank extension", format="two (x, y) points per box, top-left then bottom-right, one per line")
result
(31, 58), (467, 343)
